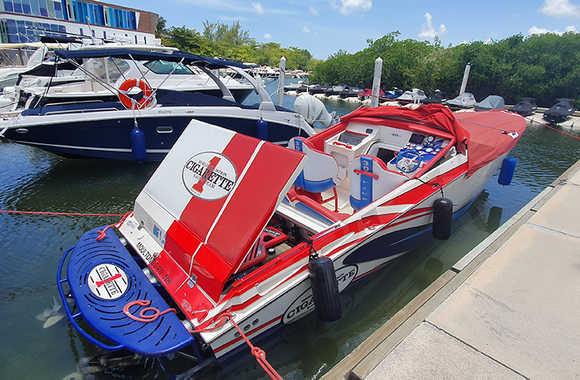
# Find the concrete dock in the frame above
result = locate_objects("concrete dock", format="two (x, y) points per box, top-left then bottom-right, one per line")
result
(323, 160), (580, 380)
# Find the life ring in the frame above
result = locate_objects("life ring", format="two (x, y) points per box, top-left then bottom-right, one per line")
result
(118, 78), (153, 110)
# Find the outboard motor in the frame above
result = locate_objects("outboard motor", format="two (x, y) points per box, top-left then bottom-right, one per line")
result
(309, 254), (341, 322)
(294, 93), (336, 128)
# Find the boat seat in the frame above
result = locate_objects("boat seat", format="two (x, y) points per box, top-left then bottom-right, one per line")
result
(350, 154), (407, 210)
(289, 136), (338, 193)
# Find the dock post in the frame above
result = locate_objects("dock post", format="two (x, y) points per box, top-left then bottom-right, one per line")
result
(277, 56), (286, 106)
(371, 57), (383, 108)
(459, 62), (471, 95)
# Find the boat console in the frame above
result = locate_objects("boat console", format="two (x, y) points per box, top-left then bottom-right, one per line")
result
(324, 121), (449, 180)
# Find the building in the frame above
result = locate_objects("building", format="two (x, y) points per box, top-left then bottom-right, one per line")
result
(0, 0), (158, 45)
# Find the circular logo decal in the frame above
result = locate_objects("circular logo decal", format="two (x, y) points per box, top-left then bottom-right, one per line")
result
(182, 152), (237, 200)
(88, 264), (129, 300)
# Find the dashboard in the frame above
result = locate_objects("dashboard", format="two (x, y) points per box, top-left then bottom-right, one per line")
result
(324, 122), (449, 182)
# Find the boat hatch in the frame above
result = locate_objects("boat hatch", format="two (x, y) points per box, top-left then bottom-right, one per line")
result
(123, 120), (305, 315)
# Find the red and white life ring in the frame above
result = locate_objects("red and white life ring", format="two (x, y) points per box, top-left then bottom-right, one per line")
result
(118, 78), (153, 110)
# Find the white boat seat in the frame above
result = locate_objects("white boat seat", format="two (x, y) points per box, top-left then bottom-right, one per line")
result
(289, 136), (338, 193)
(350, 154), (407, 210)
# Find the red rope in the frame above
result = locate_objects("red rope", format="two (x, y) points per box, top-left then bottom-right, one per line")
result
(96, 212), (132, 241)
(189, 312), (282, 379)
(535, 120), (580, 141)
(224, 312), (283, 380)
(123, 300), (176, 322)
(121, 300), (282, 380)
(0, 210), (125, 216)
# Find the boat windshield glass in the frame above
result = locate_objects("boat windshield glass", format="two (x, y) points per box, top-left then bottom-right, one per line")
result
(72, 57), (130, 83)
(144, 60), (193, 75)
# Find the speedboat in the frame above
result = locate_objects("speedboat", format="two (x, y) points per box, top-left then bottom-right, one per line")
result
(445, 92), (477, 110)
(543, 98), (575, 124)
(475, 95), (505, 111)
(0, 49), (325, 161)
(511, 97), (537, 116)
(396, 88), (426, 104)
(56, 104), (526, 377)
(10, 47), (253, 111)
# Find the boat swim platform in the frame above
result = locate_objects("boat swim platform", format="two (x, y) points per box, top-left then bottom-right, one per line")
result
(323, 159), (580, 380)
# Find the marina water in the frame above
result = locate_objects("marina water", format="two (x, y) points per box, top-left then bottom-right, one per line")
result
(0, 80), (578, 379)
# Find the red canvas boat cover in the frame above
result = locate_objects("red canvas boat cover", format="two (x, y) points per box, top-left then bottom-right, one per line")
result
(455, 110), (526, 175)
(340, 104), (469, 150)
(132, 121), (304, 304)
(338, 105), (526, 176)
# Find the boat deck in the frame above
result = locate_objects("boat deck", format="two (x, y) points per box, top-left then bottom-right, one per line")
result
(323, 159), (580, 379)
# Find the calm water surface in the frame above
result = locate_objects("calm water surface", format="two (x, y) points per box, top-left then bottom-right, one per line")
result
(0, 83), (578, 379)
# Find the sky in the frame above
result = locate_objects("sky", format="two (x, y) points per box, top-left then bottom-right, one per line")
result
(114, 0), (579, 59)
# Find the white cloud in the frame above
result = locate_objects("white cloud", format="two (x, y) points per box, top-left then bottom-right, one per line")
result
(252, 2), (264, 14)
(540, 0), (580, 17)
(418, 13), (447, 40)
(309, 6), (319, 16)
(217, 15), (248, 22)
(484, 37), (494, 44)
(528, 24), (579, 34)
(303, 25), (311, 33)
(179, 0), (295, 15)
(263, 33), (272, 40)
(331, 0), (372, 15)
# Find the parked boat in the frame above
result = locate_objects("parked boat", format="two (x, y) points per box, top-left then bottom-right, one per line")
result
(340, 85), (363, 99)
(358, 88), (385, 100)
(325, 84), (345, 97)
(543, 98), (575, 124)
(383, 88), (403, 99)
(307, 84), (327, 95)
(396, 88), (426, 104)
(445, 92), (477, 110)
(0, 48), (321, 161)
(511, 97), (537, 117)
(421, 90), (446, 104)
(475, 95), (505, 111)
(16, 54), (253, 112)
(56, 104), (526, 377)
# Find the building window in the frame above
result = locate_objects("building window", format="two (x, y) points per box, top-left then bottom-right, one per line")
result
(79, 27), (83, 35)
(4, 0), (14, 12)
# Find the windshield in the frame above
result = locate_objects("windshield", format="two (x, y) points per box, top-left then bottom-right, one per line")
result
(144, 60), (193, 75)
(72, 57), (130, 83)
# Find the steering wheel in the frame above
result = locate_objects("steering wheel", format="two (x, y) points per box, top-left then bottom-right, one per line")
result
(396, 149), (422, 173)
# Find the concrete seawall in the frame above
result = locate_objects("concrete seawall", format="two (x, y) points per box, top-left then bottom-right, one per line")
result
(323, 159), (580, 379)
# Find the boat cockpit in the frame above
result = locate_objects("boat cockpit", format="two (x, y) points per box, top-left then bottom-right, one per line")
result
(228, 119), (457, 286)
(276, 119), (456, 236)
